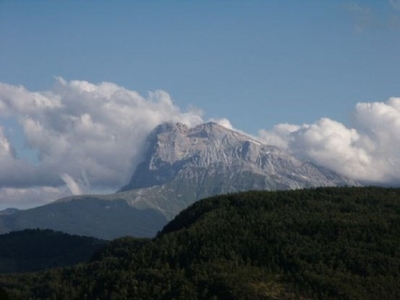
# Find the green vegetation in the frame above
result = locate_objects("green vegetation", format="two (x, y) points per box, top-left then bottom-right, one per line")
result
(0, 229), (107, 273)
(1, 187), (400, 299)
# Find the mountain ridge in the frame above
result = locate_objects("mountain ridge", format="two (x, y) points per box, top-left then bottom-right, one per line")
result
(0, 121), (360, 238)
(116, 121), (359, 215)
(59, 121), (359, 220)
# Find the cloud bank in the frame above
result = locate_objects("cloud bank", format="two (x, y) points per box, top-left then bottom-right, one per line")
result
(0, 78), (203, 208)
(0, 78), (400, 209)
(258, 97), (400, 185)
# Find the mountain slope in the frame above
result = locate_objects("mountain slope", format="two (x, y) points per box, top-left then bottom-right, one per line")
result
(0, 122), (359, 239)
(113, 122), (359, 219)
(1, 187), (400, 300)
(0, 198), (167, 240)
(121, 122), (357, 193)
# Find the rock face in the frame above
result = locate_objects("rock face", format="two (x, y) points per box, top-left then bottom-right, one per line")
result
(115, 122), (359, 219)
(121, 122), (353, 192)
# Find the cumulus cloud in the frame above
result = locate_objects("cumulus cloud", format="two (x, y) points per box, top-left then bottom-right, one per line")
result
(1, 78), (400, 209)
(0, 186), (70, 210)
(0, 126), (45, 188)
(0, 78), (203, 208)
(258, 97), (400, 185)
(60, 173), (83, 195)
(210, 118), (234, 130)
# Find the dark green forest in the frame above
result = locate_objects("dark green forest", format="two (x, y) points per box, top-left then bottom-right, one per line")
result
(1, 187), (400, 299)
(0, 229), (106, 273)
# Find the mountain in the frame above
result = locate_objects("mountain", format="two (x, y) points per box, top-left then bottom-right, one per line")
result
(121, 122), (357, 193)
(112, 122), (359, 219)
(1, 187), (400, 300)
(0, 122), (358, 239)
(0, 198), (167, 240)
(0, 229), (107, 273)
(0, 208), (19, 216)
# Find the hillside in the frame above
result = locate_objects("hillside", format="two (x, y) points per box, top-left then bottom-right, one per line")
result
(0, 198), (168, 240)
(1, 187), (400, 300)
(0, 229), (107, 273)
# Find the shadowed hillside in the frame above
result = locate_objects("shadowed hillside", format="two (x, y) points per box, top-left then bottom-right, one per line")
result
(0, 229), (107, 273)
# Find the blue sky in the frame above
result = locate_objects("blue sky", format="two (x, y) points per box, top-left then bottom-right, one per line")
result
(1, 1), (400, 209)
(2, 1), (399, 130)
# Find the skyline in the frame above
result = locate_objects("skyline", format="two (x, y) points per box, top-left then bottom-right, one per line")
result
(1, 1), (400, 209)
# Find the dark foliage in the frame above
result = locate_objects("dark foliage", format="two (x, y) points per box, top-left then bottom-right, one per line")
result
(1, 187), (400, 299)
(0, 229), (107, 273)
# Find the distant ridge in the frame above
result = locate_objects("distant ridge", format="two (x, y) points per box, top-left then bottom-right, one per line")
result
(0, 208), (18, 216)
(0, 199), (167, 240)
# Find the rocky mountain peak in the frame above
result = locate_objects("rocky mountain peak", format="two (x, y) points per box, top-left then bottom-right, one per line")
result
(119, 122), (359, 193)
(151, 122), (189, 136)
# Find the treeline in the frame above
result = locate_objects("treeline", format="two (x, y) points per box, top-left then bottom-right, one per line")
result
(1, 187), (400, 299)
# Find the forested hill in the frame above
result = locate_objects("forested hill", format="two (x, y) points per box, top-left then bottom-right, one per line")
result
(0, 229), (107, 273)
(1, 187), (400, 300)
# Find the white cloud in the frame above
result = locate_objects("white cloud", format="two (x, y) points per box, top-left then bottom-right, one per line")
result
(60, 173), (83, 196)
(0, 126), (45, 188)
(0, 126), (14, 157)
(0, 186), (70, 210)
(258, 123), (300, 149)
(258, 98), (400, 185)
(1, 78), (400, 209)
(0, 78), (203, 208)
(210, 118), (234, 130)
